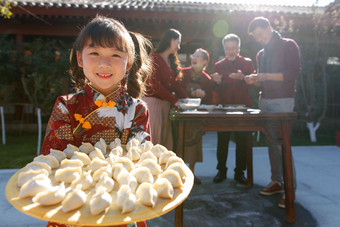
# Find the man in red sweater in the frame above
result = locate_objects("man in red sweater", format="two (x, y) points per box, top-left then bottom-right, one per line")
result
(212, 34), (255, 185)
(245, 17), (300, 208)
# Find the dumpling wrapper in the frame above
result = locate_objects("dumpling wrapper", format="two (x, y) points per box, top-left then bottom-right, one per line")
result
(93, 165), (112, 182)
(109, 146), (123, 157)
(138, 151), (157, 164)
(153, 178), (174, 199)
(136, 182), (158, 207)
(71, 151), (91, 166)
(131, 167), (154, 184)
(139, 141), (153, 153)
(61, 184), (86, 212)
(95, 173), (114, 192)
(165, 156), (185, 169)
(89, 188), (112, 215)
(150, 144), (167, 158)
(159, 150), (176, 165)
(32, 182), (66, 206)
(126, 147), (140, 161)
(60, 159), (83, 168)
(126, 138), (140, 151)
(116, 185), (136, 214)
(49, 149), (67, 163)
(94, 138), (107, 155)
(55, 167), (82, 184)
(22, 162), (52, 175)
(63, 144), (79, 159)
(71, 170), (93, 190)
(167, 162), (187, 180)
(115, 157), (134, 172)
(18, 175), (51, 198)
(89, 147), (105, 160)
(139, 159), (162, 175)
(159, 169), (183, 189)
(34, 155), (59, 169)
(78, 142), (94, 154)
(109, 138), (121, 150)
(89, 158), (108, 173)
(17, 169), (49, 187)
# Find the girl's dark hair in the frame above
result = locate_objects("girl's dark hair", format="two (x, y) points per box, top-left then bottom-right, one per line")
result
(70, 15), (152, 98)
(155, 28), (182, 79)
(127, 32), (153, 98)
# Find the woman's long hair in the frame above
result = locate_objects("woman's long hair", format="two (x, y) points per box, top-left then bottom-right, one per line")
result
(155, 28), (182, 79)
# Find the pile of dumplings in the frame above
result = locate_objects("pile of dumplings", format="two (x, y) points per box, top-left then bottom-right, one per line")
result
(17, 138), (188, 216)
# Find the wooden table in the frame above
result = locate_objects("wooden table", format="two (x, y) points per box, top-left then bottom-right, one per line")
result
(170, 109), (297, 226)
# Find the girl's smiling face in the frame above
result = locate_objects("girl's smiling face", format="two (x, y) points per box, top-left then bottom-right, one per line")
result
(77, 41), (130, 96)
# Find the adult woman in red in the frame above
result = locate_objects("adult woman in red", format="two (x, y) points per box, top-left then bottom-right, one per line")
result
(144, 29), (183, 151)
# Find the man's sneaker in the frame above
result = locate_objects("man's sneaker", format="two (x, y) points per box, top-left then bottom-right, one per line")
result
(278, 195), (285, 209)
(259, 181), (284, 196)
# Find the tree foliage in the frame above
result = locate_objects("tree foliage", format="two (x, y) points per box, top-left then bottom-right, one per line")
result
(0, 0), (12, 19)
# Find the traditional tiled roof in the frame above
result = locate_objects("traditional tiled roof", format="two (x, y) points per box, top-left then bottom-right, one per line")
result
(12, 0), (325, 15)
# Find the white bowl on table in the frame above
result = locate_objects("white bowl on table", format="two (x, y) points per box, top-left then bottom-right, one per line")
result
(178, 98), (201, 110)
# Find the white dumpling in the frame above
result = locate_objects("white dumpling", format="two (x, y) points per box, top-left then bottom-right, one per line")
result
(116, 185), (136, 214)
(71, 170), (93, 191)
(139, 151), (157, 164)
(126, 147), (140, 161)
(159, 169), (183, 189)
(115, 157), (134, 172)
(165, 156), (185, 169)
(79, 142), (94, 154)
(159, 150), (176, 165)
(55, 167), (82, 183)
(136, 183), (158, 207)
(22, 162), (52, 175)
(32, 182), (66, 206)
(139, 141), (153, 153)
(109, 138), (121, 150)
(116, 171), (137, 192)
(71, 151), (91, 165)
(88, 158), (108, 173)
(139, 159), (162, 175)
(61, 184), (86, 212)
(60, 159), (84, 168)
(94, 138), (107, 155)
(113, 163), (129, 180)
(130, 167), (154, 184)
(34, 155), (59, 169)
(17, 169), (49, 187)
(89, 187), (112, 215)
(63, 144), (79, 159)
(109, 146), (123, 157)
(126, 138), (140, 151)
(150, 144), (167, 158)
(93, 165), (112, 182)
(18, 175), (51, 198)
(152, 178), (174, 199)
(106, 156), (117, 166)
(167, 163), (187, 180)
(49, 149), (67, 162)
(95, 173), (114, 192)
(89, 147), (105, 160)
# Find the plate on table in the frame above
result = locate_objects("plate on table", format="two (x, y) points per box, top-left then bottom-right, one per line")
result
(223, 105), (248, 111)
(6, 164), (194, 226)
(199, 104), (223, 111)
(178, 98), (201, 111)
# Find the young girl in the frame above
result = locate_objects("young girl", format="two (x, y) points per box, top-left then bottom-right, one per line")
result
(41, 15), (152, 227)
(143, 28), (183, 150)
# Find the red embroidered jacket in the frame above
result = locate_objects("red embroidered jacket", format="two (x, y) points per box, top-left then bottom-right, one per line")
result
(41, 84), (150, 155)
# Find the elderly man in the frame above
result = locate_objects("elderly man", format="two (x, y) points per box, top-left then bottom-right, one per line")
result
(211, 33), (255, 185)
(245, 17), (300, 208)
